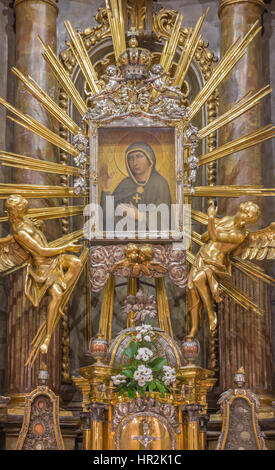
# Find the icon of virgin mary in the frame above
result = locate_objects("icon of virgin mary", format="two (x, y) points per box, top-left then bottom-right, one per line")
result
(100, 141), (172, 228)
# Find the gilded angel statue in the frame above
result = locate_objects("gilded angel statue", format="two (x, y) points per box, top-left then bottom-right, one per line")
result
(187, 201), (275, 339)
(0, 194), (85, 366)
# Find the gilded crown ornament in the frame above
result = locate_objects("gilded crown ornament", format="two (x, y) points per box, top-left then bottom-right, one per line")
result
(118, 37), (153, 80)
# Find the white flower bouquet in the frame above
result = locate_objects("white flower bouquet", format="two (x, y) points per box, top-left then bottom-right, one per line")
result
(111, 324), (176, 399)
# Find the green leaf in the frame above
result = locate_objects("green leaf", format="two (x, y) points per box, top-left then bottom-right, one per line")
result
(137, 386), (145, 397)
(122, 369), (134, 378)
(148, 381), (156, 393)
(117, 387), (127, 396)
(155, 378), (166, 395)
(128, 388), (136, 399)
(124, 340), (137, 359)
(149, 357), (167, 371)
(124, 365), (137, 370)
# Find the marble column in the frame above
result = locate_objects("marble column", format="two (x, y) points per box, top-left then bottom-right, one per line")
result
(5, 0), (62, 400)
(218, 0), (266, 221)
(0, 1), (14, 396)
(218, 269), (273, 395)
(217, 0), (273, 400)
(14, 0), (60, 225)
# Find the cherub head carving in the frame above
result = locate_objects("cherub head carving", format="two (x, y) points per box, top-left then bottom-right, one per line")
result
(150, 64), (163, 76)
(139, 245), (154, 262)
(105, 65), (120, 77)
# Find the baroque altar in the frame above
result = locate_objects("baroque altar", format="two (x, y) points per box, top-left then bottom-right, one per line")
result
(0, 0), (274, 451)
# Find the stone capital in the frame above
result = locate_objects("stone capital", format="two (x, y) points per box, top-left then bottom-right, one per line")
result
(218, 0), (266, 17)
(14, 0), (59, 12)
(86, 402), (107, 422)
(181, 404), (204, 422)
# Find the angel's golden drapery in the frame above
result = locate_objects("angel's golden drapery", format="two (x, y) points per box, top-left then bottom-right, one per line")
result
(25, 255), (67, 308)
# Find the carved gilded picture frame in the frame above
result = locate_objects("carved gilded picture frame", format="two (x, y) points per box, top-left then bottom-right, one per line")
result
(88, 115), (185, 243)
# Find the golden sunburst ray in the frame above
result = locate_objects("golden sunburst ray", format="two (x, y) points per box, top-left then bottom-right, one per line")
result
(38, 35), (88, 117)
(0, 183), (80, 199)
(0, 205), (84, 224)
(64, 20), (101, 96)
(0, 151), (78, 176)
(50, 229), (84, 246)
(186, 185), (275, 198)
(198, 125), (275, 166)
(189, 20), (262, 120)
(105, 0), (126, 61)
(191, 209), (208, 225)
(0, 97), (79, 156)
(12, 67), (80, 135)
(159, 13), (183, 73)
(199, 85), (272, 139)
(173, 7), (210, 89)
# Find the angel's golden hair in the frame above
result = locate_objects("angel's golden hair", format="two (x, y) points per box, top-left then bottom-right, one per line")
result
(6, 195), (28, 219)
(239, 201), (260, 224)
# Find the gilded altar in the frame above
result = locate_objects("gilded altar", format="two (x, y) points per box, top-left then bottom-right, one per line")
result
(0, 0), (274, 452)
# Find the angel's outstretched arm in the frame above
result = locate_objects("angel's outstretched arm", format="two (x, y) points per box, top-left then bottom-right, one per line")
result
(201, 231), (209, 243)
(0, 235), (13, 245)
(207, 203), (218, 241)
(14, 230), (81, 258)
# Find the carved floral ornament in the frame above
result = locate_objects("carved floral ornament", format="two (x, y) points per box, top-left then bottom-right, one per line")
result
(90, 244), (187, 292)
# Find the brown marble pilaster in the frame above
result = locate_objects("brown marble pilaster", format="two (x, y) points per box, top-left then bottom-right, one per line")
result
(0, 2), (14, 396)
(5, 0), (61, 399)
(6, 268), (61, 399)
(217, 0), (273, 400)
(218, 0), (266, 220)
(218, 269), (273, 395)
(14, 0), (60, 225)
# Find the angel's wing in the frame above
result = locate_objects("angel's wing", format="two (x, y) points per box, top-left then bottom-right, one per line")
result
(233, 223), (275, 260)
(0, 234), (29, 272)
